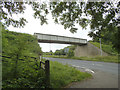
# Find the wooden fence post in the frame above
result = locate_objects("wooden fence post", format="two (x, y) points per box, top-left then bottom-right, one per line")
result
(45, 60), (50, 88)
(40, 61), (41, 69)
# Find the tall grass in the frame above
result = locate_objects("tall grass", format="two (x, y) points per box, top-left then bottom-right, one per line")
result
(50, 61), (92, 88)
(89, 42), (118, 55)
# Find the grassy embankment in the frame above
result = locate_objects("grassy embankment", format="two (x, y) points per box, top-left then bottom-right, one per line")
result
(44, 42), (119, 63)
(89, 41), (118, 55)
(2, 27), (91, 88)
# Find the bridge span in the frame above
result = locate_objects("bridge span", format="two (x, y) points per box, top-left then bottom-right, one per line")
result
(34, 33), (87, 45)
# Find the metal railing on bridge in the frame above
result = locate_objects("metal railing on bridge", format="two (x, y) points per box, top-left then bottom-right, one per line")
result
(34, 33), (87, 45)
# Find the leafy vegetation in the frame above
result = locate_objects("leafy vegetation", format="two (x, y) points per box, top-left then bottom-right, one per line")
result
(89, 41), (118, 55)
(54, 49), (66, 56)
(43, 45), (76, 57)
(67, 45), (75, 57)
(2, 26), (45, 88)
(50, 61), (92, 88)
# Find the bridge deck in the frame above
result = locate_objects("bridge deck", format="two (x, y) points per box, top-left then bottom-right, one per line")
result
(34, 33), (87, 45)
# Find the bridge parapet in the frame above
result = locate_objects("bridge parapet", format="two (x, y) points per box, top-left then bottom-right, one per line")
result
(34, 33), (87, 45)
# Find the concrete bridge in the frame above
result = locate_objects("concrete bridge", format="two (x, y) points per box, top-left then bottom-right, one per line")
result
(34, 33), (87, 45)
(34, 33), (108, 57)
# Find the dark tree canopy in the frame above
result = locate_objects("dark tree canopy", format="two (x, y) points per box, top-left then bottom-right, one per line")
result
(0, 1), (120, 52)
(0, 2), (27, 27)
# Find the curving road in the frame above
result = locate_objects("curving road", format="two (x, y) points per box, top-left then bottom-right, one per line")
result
(44, 57), (119, 88)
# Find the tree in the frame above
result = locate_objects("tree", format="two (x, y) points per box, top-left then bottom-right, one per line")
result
(0, 1), (48, 27)
(54, 49), (66, 55)
(67, 50), (74, 57)
(1, 1), (120, 52)
(49, 50), (53, 55)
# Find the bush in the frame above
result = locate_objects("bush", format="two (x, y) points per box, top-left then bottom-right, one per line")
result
(67, 50), (74, 57)
(2, 29), (45, 88)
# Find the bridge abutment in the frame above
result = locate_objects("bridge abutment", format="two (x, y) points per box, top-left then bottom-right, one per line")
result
(74, 42), (108, 57)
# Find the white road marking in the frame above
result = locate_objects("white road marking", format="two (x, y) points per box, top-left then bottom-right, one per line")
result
(72, 65), (80, 68)
(85, 68), (95, 73)
(81, 67), (85, 69)
(96, 64), (103, 66)
(71, 65), (95, 74)
(72, 65), (76, 67)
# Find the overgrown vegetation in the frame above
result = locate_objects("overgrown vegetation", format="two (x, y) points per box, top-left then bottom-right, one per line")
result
(89, 41), (118, 55)
(2, 26), (45, 88)
(67, 45), (75, 57)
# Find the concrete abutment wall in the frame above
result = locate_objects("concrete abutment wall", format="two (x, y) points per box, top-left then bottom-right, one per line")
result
(74, 42), (108, 57)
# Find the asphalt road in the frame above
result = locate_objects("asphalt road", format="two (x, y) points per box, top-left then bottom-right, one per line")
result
(44, 57), (119, 88)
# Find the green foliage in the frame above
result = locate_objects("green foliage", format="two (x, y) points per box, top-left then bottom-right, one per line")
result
(67, 50), (74, 57)
(112, 27), (120, 54)
(0, 2), (48, 28)
(1, 1), (119, 31)
(53, 45), (75, 57)
(67, 45), (75, 57)
(2, 29), (42, 57)
(54, 49), (66, 56)
(43, 50), (54, 55)
(50, 61), (92, 88)
(2, 28), (45, 88)
(89, 41), (118, 55)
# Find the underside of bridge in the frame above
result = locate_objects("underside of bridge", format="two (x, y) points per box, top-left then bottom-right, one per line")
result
(37, 39), (87, 45)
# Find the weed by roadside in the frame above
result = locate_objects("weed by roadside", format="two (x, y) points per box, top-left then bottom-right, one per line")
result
(50, 61), (92, 88)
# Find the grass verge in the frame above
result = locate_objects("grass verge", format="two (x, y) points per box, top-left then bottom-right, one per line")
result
(50, 61), (92, 88)
(44, 55), (119, 63)
(89, 41), (118, 55)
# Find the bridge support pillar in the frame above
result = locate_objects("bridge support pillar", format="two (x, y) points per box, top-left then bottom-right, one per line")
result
(74, 42), (108, 57)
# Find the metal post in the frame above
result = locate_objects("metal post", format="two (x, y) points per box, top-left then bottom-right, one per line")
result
(45, 60), (50, 88)
(99, 38), (102, 56)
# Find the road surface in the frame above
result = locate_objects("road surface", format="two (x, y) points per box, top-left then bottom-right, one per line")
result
(44, 57), (119, 88)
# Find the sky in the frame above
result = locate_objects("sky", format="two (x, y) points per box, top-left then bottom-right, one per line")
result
(7, 4), (92, 52)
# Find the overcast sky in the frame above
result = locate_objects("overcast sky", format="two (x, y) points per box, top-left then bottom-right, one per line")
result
(7, 4), (92, 52)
